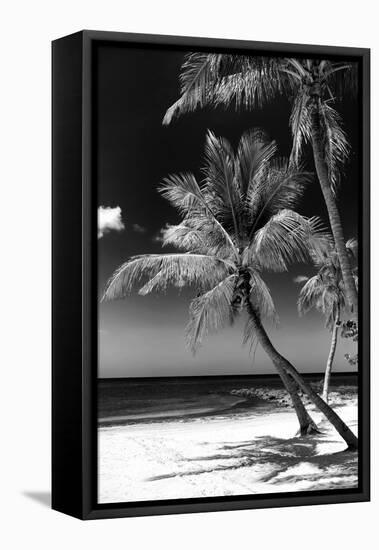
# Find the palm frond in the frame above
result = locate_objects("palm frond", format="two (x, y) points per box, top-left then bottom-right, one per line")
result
(202, 131), (240, 234)
(319, 102), (350, 195)
(213, 56), (284, 110)
(289, 90), (312, 166)
(159, 167), (240, 259)
(256, 157), (313, 217)
(162, 53), (223, 125)
(345, 237), (358, 261)
(235, 128), (277, 197)
(280, 67), (303, 82)
(228, 129), (279, 234)
(242, 315), (258, 352)
(250, 210), (327, 272)
(161, 219), (236, 260)
(235, 129), (279, 228)
(298, 274), (324, 316)
(248, 268), (279, 324)
(296, 236), (351, 329)
(159, 172), (205, 214)
(286, 58), (308, 78)
(160, 222), (208, 253)
(298, 273), (341, 328)
(186, 275), (236, 353)
(102, 253), (234, 301)
(324, 62), (358, 99)
(163, 53), (286, 124)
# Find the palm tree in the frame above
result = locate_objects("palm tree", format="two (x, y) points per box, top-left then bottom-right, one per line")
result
(102, 129), (358, 449)
(297, 239), (358, 402)
(163, 54), (358, 315)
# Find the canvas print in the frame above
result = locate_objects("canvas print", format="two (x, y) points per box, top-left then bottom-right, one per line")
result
(97, 45), (360, 504)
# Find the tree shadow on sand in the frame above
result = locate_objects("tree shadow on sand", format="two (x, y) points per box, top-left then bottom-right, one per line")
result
(146, 433), (358, 490)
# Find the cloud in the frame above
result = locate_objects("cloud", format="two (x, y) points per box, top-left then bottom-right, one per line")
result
(293, 275), (309, 284)
(98, 206), (125, 239)
(152, 224), (169, 243)
(132, 223), (146, 233)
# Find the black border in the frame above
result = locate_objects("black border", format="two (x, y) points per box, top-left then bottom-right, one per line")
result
(52, 30), (370, 520)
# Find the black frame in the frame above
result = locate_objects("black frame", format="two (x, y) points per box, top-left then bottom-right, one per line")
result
(52, 30), (370, 520)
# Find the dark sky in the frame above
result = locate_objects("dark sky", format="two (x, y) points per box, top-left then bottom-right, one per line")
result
(96, 43), (359, 378)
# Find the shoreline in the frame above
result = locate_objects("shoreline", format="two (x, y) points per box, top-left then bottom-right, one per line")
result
(98, 395), (250, 425)
(230, 384), (357, 409)
(98, 380), (357, 427)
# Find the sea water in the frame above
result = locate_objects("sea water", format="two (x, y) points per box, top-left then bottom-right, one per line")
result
(98, 374), (357, 427)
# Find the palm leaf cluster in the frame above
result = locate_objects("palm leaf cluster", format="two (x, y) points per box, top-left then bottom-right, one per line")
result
(103, 129), (328, 352)
(164, 54), (357, 196)
(297, 238), (358, 329)
(287, 59), (352, 195)
(162, 54), (283, 125)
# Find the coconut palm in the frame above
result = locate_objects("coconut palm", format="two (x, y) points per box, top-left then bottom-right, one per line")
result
(163, 54), (358, 315)
(297, 239), (358, 402)
(103, 129), (358, 449)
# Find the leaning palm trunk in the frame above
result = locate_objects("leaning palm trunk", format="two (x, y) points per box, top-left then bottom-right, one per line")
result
(322, 305), (341, 403)
(274, 365), (319, 435)
(245, 298), (358, 450)
(310, 103), (358, 316)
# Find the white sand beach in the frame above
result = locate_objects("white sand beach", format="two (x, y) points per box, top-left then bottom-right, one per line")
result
(98, 396), (358, 504)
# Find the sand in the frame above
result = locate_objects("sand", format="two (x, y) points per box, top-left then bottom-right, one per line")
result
(98, 399), (358, 504)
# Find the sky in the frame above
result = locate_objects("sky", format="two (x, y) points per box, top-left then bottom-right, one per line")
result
(96, 43), (360, 378)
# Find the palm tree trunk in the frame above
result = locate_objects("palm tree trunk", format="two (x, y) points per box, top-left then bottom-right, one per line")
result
(322, 305), (340, 403)
(242, 273), (318, 435)
(310, 103), (358, 316)
(245, 298), (358, 450)
(276, 367), (319, 435)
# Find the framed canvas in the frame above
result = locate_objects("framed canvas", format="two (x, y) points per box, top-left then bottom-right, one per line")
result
(52, 30), (370, 520)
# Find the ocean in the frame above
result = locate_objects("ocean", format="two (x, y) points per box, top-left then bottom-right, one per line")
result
(98, 373), (357, 427)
